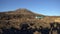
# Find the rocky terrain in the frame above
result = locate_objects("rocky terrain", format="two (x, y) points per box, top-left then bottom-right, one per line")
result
(0, 8), (60, 34)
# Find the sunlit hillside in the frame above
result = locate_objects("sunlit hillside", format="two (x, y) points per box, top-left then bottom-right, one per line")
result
(0, 8), (60, 34)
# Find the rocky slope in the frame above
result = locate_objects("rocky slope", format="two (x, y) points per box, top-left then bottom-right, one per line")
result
(0, 8), (60, 34)
(0, 8), (45, 29)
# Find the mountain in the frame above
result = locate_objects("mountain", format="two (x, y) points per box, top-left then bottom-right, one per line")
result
(4, 8), (43, 15)
(0, 8), (45, 29)
(0, 8), (60, 29)
(0, 8), (60, 34)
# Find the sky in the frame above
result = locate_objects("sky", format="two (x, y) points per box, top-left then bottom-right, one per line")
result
(0, 0), (60, 16)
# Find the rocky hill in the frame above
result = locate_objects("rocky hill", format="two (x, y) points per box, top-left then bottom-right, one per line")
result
(0, 8), (45, 29)
(0, 8), (60, 34)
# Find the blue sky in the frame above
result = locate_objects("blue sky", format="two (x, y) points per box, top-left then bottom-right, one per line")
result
(0, 0), (60, 16)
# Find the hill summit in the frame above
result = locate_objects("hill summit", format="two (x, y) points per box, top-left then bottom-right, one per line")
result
(5, 8), (44, 16)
